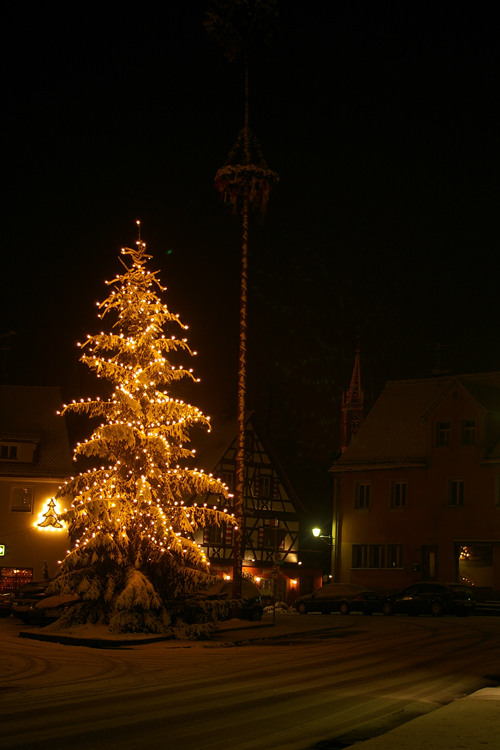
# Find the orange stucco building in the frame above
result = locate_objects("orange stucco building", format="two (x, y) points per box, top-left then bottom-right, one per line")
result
(0, 386), (73, 591)
(330, 372), (500, 596)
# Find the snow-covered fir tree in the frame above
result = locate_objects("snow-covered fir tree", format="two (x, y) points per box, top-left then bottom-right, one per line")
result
(51, 228), (232, 635)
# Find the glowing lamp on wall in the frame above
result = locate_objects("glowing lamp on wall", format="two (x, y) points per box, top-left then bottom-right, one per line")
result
(36, 498), (65, 531)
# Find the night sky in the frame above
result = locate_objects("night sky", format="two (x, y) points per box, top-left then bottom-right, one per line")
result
(3, 2), (499, 518)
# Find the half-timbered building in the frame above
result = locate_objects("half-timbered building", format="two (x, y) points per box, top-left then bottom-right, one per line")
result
(192, 413), (322, 604)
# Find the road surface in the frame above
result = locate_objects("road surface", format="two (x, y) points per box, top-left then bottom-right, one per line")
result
(1, 614), (498, 749)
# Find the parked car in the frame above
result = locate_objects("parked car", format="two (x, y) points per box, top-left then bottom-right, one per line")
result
(28, 594), (80, 626)
(382, 582), (476, 617)
(198, 579), (264, 621)
(295, 583), (381, 615)
(10, 580), (52, 623)
(0, 591), (14, 617)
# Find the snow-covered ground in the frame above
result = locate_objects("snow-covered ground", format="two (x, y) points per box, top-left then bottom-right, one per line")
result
(1, 614), (498, 750)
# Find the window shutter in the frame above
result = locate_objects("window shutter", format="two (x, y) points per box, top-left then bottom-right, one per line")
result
(258, 526), (264, 547)
(254, 475), (260, 497)
(272, 478), (279, 499)
(225, 524), (233, 546)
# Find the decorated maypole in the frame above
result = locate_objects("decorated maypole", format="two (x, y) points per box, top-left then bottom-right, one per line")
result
(206, 1), (278, 601)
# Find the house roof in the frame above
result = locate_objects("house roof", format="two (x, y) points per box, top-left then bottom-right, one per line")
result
(0, 385), (73, 478)
(190, 412), (306, 512)
(331, 372), (500, 469)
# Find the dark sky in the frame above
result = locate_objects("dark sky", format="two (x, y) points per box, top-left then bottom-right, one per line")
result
(3, 2), (499, 515)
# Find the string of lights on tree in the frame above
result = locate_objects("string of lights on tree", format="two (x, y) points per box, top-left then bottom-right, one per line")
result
(49, 224), (233, 635)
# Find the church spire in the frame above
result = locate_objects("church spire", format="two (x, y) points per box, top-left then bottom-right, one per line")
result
(340, 338), (368, 452)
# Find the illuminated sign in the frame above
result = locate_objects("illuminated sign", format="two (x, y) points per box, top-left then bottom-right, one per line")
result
(36, 498), (65, 531)
(0, 544), (5, 556)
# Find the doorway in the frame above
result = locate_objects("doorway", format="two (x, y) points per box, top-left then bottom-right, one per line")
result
(422, 545), (439, 581)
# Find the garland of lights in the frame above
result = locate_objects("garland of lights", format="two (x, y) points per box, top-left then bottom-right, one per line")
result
(50, 225), (233, 634)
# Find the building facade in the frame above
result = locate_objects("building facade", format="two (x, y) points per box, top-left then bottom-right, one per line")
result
(194, 414), (322, 604)
(0, 386), (72, 591)
(330, 373), (500, 595)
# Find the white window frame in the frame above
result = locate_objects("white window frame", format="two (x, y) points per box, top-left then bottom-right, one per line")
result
(355, 483), (371, 509)
(391, 481), (407, 508)
(448, 479), (465, 507)
(461, 420), (476, 446)
(437, 421), (451, 446)
(11, 485), (34, 513)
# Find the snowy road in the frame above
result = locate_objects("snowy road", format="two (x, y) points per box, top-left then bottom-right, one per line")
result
(1, 615), (499, 750)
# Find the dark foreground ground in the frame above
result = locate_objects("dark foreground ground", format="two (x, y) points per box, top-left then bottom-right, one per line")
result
(1, 612), (499, 750)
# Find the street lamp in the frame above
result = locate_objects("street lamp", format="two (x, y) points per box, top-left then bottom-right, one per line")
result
(312, 528), (333, 545)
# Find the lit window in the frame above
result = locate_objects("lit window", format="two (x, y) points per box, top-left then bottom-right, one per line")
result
(448, 479), (464, 506)
(391, 481), (407, 508)
(437, 422), (451, 446)
(461, 420), (476, 445)
(355, 483), (371, 509)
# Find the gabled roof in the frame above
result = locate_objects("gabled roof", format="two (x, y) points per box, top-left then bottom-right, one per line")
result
(331, 372), (500, 469)
(456, 375), (500, 415)
(422, 372), (500, 420)
(0, 385), (73, 478)
(190, 412), (306, 513)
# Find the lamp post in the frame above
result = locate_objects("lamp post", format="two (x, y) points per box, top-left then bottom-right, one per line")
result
(312, 528), (332, 544)
(312, 527), (335, 580)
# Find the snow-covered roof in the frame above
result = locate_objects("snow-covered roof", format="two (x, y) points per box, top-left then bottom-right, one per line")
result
(331, 372), (500, 468)
(0, 385), (73, 478)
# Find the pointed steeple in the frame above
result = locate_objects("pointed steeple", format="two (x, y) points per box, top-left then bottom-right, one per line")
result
(340, 339), (368, 452)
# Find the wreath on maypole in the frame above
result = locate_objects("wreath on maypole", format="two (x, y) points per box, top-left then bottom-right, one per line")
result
(215, 125), (279, 216)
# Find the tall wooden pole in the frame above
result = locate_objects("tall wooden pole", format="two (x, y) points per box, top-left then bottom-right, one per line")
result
(232, 65), (250, 603)
(214, 63), (278, 608)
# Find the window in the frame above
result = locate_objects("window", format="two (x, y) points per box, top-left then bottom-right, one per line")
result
(436, 422), (451, 446)
(256, 474), (271, 497)
(350, 415), (360, 436)
(391, 481), (407, 508)
(355, 483), (371, 509)
(458, 545), (493, 587)
(352, 544), (368, 568)
(11, 486), (33, 512)
(494, 476), (500, 507)
(461, 420), (476, 445)
(204, 523), (233, 546)
(260, 521), (286, 550)
(448, 479), (464, 506)
(369, 545), (385, 568)
(352, 544), (403, 569)
(387, 545), (404, 568)
(1, 444), (17, 460)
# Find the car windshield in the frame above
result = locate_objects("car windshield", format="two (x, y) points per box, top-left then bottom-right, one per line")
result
(450, 585), (472, 595)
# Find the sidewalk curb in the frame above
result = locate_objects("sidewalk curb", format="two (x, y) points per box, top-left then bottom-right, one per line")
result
(19, 629), (174, 648)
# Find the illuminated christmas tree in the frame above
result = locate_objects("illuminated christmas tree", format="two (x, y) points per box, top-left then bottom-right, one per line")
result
(51, 225), (231, 635)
